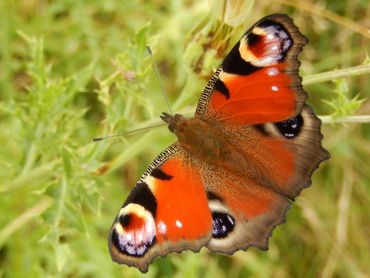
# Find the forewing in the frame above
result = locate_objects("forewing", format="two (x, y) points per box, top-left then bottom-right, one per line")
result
(195, 14), (307, 125)
(109, 144), (212, 272)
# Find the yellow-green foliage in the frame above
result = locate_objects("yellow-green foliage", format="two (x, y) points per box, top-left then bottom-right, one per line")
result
(0, 1), (369, 277)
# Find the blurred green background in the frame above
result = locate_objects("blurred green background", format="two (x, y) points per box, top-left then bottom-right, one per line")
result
(0, 0), (369, 277)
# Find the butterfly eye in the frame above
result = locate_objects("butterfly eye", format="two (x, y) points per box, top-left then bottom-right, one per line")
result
(174, 114), (184, 121)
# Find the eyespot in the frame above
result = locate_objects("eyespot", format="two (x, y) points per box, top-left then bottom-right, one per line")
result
(111, 204), (156, 257)
(211, 211), (235, 239)
(275, 114), (303, 138)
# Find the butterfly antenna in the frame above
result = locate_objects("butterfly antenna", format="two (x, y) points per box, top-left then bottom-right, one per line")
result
(146, 45), (173, 116)
(92, 122), (166, 142)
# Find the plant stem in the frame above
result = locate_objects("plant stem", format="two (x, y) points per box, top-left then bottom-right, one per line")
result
(320, 115), (370, 124)
(53, 177), (67, 228)
(303, 64), (370, 85)
(2, 161), (59, 194)
(105, 130), (162, 175)
(0, 197), (53, 248)
(276, 0), (370, 39)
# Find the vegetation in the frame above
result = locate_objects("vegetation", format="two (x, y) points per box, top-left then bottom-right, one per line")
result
(0, 0), (369, 277)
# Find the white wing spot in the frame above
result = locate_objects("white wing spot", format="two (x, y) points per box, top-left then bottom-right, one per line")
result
(267, 67), (278, 76)
(157, 221), (167, 234)
(267, 33), (275, 40)
(175, 220), (183, 229)
(271, 85), (279, 92)
(126, 232), (132, 241)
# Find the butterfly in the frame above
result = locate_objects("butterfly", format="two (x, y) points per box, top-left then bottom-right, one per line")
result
(108, 14), (330, 273)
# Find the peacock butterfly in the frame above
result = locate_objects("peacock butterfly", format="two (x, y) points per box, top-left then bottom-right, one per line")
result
(108, 14), (330, 272)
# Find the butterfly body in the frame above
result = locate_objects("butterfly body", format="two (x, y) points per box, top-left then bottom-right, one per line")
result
(109, 14), (329, 273)
(161, 113), (253, 179)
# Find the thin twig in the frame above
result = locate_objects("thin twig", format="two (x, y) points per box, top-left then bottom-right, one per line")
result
(303, 64), (370, 85)
(0, 198), (53, 248)
(320, 115), (370, 124)
(277, 0), (370, 39)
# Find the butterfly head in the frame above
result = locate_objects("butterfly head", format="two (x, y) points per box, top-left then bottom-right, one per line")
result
(160, 112), (186, 133)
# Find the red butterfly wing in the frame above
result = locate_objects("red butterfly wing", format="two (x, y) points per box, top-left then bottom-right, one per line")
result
(109, 144), (212, 272)
(196, 14), (307, 125)
(203, 165), (291, 253)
